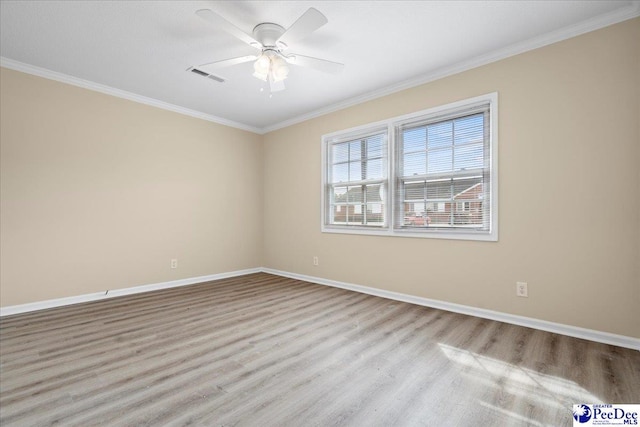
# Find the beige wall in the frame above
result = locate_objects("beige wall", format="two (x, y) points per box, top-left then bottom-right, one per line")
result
(0, 68), (263, 305)
(262, 18), (640, 338)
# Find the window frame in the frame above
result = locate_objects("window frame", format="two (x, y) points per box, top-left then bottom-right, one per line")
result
(321, 92), (498, 242)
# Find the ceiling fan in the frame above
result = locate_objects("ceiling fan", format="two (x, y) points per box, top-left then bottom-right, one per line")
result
(190, 7), (344, 93)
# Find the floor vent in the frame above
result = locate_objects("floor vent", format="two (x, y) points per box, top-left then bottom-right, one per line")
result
(188, 67), (225, 83)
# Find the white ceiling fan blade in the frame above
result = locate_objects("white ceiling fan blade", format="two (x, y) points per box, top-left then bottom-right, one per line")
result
(277, 8), (327, 46)
(196, 9), (261, 47)
(196, 55), (258, 73)
(286, 54), (344, 74)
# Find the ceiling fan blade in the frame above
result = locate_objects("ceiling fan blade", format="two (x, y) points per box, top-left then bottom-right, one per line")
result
(196, 9), (261, 47)
(196, 55), (258, 73)
(277, 8), (327, 46)
(285, 54), (344, 74)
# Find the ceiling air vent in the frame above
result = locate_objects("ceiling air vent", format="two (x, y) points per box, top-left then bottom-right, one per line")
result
(188, 67), (225, 83)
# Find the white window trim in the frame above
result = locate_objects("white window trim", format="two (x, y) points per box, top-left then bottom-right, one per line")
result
(321, 92), (498, 242)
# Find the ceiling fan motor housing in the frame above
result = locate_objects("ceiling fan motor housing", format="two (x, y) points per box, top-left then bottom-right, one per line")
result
(252, 23), (286, 48)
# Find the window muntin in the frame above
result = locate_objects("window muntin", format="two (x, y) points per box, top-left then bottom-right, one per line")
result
(322, 93), (497, 241)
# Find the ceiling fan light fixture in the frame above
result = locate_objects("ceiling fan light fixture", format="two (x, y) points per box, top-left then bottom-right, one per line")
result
(254, 54), (270, 73)
(252, 52), (289, 83)
(252, 53), (270, 81)
(270, 56), (289, 82)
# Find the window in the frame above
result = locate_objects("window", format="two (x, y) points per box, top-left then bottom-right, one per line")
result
(322, 93), (497, 241)
(324, 129), (388, 227)
(395, 103), (491, 233)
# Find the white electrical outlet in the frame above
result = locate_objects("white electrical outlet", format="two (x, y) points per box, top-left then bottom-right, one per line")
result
(313, 256), (319, 266)
(171, 259), (178, 269)
(516, 282), (528, 297)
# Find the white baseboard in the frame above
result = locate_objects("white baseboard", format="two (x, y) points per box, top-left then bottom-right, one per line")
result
(0, 268), (261, 317)
(2, 266), (638, 351)
(262, 268), (640, 351)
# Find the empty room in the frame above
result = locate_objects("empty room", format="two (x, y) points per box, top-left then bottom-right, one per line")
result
(1, 1), (639, 426)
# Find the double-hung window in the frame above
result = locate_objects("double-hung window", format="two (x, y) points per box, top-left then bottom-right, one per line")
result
(322, 93), (497, 241)
(395, 103), (491, 233)
(324, 128), (388, 228)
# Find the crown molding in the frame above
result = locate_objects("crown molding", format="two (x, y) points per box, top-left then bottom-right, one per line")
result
(261, 2), (640, 134)
(0, 57), (262, 135)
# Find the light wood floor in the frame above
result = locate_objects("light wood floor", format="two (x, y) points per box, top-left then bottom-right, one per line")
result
(1, 273), (638, 426)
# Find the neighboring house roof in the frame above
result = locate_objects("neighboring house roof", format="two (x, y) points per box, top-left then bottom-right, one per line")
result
(454, 182), (483, 199)
(335, 184), (384, 203)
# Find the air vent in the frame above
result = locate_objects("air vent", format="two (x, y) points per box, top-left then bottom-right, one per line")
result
(188, 67), (225, 83)
(191, 68), (208, 77)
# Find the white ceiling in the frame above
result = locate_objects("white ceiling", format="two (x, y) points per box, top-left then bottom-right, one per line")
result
(1, 1), (638, 133)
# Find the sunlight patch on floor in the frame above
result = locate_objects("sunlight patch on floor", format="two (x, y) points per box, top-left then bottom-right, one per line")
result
(438, 343), (603, 407)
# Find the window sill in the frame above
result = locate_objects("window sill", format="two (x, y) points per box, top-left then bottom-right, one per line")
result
(321, 225), (498, 242)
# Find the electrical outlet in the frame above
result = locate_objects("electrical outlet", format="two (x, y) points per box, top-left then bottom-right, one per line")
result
(171, 259), (178, 269)
(313, 256), (319, 266)
(516, 282), (528, 297)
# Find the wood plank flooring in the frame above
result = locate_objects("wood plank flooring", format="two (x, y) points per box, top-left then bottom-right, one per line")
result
(1, 273), (638, 426)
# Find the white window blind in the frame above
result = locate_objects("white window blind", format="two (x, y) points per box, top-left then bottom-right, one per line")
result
(395, 104), (491, 233)
(325, 130), (387, 227)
